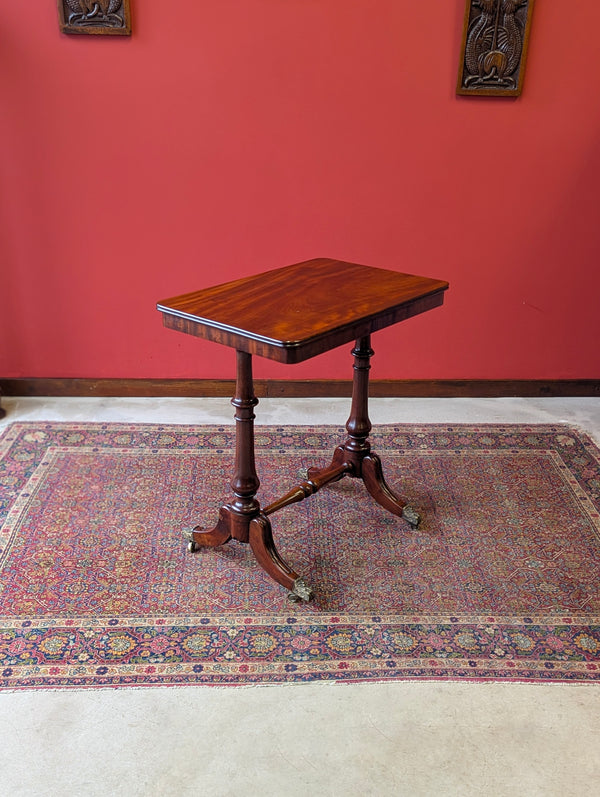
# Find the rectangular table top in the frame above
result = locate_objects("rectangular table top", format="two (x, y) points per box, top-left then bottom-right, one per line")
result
(157, 258), (448, 363)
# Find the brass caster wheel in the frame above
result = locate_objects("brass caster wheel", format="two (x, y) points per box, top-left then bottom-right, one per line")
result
(402, 506), (421, 530)
(183, 527), (198, 553)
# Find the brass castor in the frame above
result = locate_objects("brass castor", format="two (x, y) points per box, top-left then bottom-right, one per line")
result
(402, 506), (421, 530)
(183, 528), (198, 553)
(287, 577), (314, 603)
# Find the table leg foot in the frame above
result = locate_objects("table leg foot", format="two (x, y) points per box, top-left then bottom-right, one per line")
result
(361, 454), (420, 529)
(249, 514), (313, 601)
(183, 510), (232, 552)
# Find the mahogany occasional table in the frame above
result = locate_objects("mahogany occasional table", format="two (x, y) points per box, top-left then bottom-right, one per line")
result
(157, 258), (448, 602)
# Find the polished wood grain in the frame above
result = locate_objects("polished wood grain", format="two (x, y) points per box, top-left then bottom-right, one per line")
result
(157, 258), (448, 363)
(2, 379), (599, 399)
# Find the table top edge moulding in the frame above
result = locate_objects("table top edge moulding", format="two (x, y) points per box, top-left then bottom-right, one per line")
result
(157, 258), (449, 364)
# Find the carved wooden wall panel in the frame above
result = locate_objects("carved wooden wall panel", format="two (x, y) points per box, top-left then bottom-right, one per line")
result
(57, 0), (131, 36)
(457, 0), (535, 97)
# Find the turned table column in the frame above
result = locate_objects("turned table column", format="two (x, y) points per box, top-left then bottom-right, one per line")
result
(185, 349), (313, 601)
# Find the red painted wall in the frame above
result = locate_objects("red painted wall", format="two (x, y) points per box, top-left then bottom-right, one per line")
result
(2, 1), (599, 381)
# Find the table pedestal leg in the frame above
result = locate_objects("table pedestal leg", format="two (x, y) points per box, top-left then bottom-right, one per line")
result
(184, 350), (313, 601)
(308, 335), (420, 529)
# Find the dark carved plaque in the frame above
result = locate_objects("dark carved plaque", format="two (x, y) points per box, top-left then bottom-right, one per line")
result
(57, 0), (132, 36)
(457, 0), (535, 97)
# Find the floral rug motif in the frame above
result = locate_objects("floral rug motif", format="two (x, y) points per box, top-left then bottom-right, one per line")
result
(1, 422), (599, 689)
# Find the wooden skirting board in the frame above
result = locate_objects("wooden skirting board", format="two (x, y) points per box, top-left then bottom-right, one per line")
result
(1, 379), (599, 399)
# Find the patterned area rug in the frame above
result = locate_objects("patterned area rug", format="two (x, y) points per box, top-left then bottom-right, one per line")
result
(1, 422), (599, 689)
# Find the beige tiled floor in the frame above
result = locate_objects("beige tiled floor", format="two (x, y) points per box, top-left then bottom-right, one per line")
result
(1, 397), (599, 796)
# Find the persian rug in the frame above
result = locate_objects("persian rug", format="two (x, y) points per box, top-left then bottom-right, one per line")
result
(0, 422), (599, 690)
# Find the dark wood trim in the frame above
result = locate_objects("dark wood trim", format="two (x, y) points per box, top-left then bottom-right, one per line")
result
(1, 378), (599, 399)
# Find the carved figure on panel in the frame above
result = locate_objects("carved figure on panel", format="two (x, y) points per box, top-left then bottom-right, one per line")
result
(58, 0), (131, 35)
(457, 0), (535, 96)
